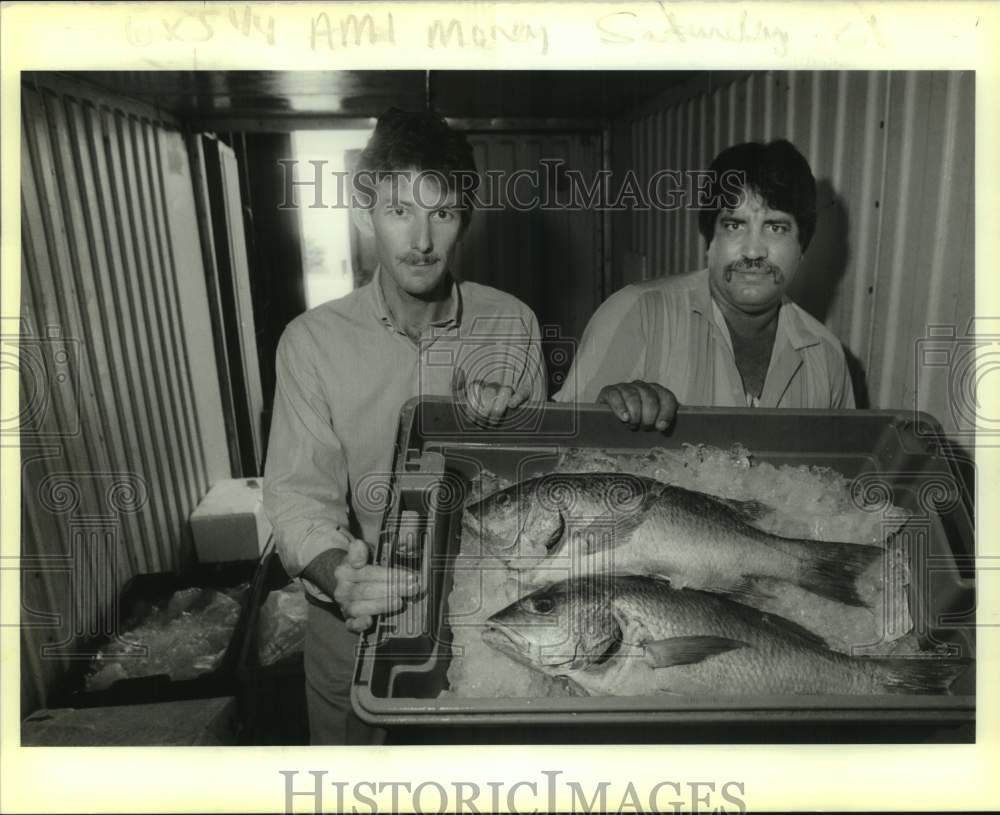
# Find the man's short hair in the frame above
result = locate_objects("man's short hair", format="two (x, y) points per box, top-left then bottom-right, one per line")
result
(698, 139), (817, 252)
(356, 108), (478, 226)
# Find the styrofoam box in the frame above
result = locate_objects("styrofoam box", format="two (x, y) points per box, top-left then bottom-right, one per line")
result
(191, 478), (273, 562)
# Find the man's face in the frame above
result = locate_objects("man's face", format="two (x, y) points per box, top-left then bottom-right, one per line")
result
(370, 169), (464, 299)
(706, 190), (804, 316)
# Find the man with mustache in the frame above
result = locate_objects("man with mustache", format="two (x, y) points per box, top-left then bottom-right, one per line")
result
(556, 139), (854, 422)
(263, 109), (547, 744)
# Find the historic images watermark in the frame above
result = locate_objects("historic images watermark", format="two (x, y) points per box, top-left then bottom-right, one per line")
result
(280, 769), (747, 814)
(277, 161), (748, 213)
(7, 317), (150, 661)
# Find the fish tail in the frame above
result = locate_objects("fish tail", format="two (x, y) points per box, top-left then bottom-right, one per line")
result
(875, 656), (971, 695)
(796, 541), (883, 607)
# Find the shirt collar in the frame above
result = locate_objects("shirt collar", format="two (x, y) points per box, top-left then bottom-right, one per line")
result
(369, 266), (462, 331)
(690, 267), (821, 351)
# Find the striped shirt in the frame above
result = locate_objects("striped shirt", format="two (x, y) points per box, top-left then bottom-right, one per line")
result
(263, 268), (546, 600)
(554, 269), (855, 409)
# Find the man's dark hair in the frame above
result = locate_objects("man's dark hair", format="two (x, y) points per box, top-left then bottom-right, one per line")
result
(356, 108), (478, 226)
(698, 139), (817, 252)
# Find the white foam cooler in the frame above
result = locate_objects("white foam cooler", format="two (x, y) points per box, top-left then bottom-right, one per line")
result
(191, 478), (273, 562)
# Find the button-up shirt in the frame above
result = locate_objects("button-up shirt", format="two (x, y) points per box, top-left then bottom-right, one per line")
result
(263, 268), (546, 599)
(554, 269), (855, 408)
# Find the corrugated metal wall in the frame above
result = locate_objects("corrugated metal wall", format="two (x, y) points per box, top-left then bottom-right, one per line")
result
(18, 74), (231, 712)
(614, 71), (974, 436)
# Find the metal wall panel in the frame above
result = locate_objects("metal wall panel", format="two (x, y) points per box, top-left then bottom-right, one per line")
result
(613, 71), (974, 436)
(18, 76), (231, 712)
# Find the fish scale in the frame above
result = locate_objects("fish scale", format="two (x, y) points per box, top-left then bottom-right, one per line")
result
(465, 472), (884, 608)
(606, 578), (879, 695)
(482, 576), (968, 697)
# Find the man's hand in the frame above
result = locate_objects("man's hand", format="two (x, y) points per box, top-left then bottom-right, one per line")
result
(333, 539), (421, 632)
(454, 368), (531, 426)
(465, 379), (530, 425)
(302, 542), (421, 633)
(597, 381), (678, 431)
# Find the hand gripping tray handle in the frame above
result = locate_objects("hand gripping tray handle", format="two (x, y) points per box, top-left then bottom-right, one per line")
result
(354, 451), (449, 701)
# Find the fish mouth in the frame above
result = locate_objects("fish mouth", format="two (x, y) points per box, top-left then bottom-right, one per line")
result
(482, 622), (582, 670)
(481, 624), (533, 664)
(484, 621), (611, 672)
(461, 509), (480, 539)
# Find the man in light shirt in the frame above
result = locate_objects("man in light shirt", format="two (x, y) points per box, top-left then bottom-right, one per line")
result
(556, 139), (855, 423)
(263, 109), (549, 744)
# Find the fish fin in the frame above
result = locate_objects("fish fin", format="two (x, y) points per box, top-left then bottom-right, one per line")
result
(716, 496), (773, 522)
(875, 657), (971, 695)
(796, 541), (884, 607)
(576, 511), (646, 554)
(644, 636), (746, 668)
(542, 510), (566, 552)
(578, 476), (667, 554)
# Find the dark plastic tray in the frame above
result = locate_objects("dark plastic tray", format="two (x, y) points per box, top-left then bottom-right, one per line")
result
(234, 545), (308, 745)
(352, 397), (976, 729)
(57, 559), (257, 709)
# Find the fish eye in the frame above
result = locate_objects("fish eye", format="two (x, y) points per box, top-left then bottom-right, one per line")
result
(529, 595), (556, 614)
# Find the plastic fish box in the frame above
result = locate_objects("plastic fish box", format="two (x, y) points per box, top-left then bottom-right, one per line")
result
(351, 397), (975, 731)
(234, 545), (309, 745)
(56, 560), (257, 709)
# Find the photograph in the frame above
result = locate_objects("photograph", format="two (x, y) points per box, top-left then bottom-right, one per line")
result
(16, 65), (977, 745)
(2, 3), (997, 814)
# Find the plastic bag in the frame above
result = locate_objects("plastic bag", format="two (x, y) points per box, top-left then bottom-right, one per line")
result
(84, 585), (247, 690)
(257, 582), (308, 666)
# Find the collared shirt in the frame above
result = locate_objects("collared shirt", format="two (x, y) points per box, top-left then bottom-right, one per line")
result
(263, 268), (546, 600)
(553, 269), (855, 409)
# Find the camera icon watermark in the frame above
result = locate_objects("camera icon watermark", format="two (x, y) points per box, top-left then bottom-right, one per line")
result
(1, 317), (81, 438)
(915, 319), (1000, 447)
(418, 315), (578, 437)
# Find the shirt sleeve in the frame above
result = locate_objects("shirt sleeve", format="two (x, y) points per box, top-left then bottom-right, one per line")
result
(262, 322), (354, 579)
(519, 308), (549, 402)
(553, 286), (646, 403)
(832, 343), (857, 409)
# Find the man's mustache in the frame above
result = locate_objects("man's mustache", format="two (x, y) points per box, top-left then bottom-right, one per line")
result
(398, 253), (441, 265)
(724, 259), (785, 283)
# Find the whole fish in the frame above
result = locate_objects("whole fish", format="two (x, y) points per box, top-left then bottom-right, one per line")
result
(482, 576), (968, 696)
(463, 472), (883, 607)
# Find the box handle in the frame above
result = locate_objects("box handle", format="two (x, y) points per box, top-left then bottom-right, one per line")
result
(372, 451), (448, 642)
